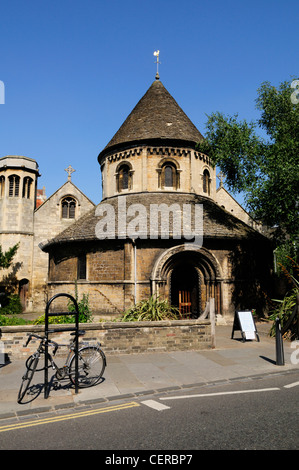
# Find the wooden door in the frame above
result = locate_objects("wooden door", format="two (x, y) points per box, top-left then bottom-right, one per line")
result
(19, 279), (29, 312)
(179, 290), (192, 317)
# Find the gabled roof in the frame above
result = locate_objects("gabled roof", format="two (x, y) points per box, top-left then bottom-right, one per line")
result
(34, 180), (95, 212)
(98, 79), (204, 161)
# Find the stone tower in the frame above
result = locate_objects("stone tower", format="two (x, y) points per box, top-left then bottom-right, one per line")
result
(0, 156), (39, 308)
(0, 156), (95, 312)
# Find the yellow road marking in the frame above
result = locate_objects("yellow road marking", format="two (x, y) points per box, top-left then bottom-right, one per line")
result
(0, 401), (140, 433)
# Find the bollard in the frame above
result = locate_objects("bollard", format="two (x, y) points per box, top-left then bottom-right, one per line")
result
(275, 317), (285, 366)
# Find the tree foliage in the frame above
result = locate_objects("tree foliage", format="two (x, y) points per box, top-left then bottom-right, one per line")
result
(197, 79), (299, 248)
(0, 243), (19, 269)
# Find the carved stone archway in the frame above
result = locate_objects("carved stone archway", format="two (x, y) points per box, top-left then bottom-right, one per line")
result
(151, 245), (223, 316)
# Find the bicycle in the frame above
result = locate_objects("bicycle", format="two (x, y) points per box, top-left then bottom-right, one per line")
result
(18, 330), (106, 404)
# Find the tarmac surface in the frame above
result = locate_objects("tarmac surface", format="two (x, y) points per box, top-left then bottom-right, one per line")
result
(0, 322), (298, 421)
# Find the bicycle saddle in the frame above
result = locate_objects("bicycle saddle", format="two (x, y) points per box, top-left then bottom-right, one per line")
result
(70, 330), (86, 336)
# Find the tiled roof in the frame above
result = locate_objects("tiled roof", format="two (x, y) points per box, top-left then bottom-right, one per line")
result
(41, 192), (264, 250)
(98, 79), (204, 160)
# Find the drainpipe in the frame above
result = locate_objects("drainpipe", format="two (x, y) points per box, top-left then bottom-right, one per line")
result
(209, 298), (216, 349)
(132, 239), (137, 304)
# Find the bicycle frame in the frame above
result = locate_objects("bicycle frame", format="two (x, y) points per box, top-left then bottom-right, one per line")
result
(47, 345), (74, 380)
(24, 333), (77, 379)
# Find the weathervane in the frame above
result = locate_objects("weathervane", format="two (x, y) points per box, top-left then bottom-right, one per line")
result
(153, 50), (160, 79)
(65, 165), (75, 181)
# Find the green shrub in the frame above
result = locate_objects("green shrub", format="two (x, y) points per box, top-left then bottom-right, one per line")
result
(0, 314), (29, 326)
(33, 293), (93, 325)
(33, 313), (73, 325)
(120, 296), (181, 322)
(67, 293), (93, 323)
(269, 276), (298, 340)
(0, 294), (23, 315)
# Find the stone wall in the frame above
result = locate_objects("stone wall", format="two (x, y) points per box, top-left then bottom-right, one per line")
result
(102, 146), (216, 200)
(46, 238), (235, 317)
(0, 319), (211, 360)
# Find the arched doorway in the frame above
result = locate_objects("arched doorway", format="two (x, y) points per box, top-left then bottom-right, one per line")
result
(151, 245), (223, 318)
(170, 263), (199, 317)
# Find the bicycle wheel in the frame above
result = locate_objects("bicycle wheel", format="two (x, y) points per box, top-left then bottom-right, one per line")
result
(17, 355), (39, 403)
(68, 346), (106, 388)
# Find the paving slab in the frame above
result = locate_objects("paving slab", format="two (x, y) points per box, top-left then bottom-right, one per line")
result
(0, 323), (298, 420)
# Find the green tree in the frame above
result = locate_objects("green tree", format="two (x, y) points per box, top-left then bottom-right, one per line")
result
(0, 243), (23, 321)
(197, 79), (299, 250)
(0, 243), (19, 269)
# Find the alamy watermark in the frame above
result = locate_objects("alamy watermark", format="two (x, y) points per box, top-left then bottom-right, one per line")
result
(0, 81), (4, 104)
(291, 80), (299, 105)
(95, 196), (203, 246)
(290, 340), (299, 365)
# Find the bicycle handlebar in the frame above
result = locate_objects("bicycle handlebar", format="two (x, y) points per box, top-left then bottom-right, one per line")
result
(24, 333), (43, 347)
(23, 333), (59, 354)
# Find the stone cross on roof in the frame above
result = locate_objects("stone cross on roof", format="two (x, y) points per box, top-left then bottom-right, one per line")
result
(65, 165), (75, 181)
(217, 171), (225, 187)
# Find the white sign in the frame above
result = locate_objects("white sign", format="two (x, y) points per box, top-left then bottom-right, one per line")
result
(231, 311), (259, 341)
(238, 311), (257, 340)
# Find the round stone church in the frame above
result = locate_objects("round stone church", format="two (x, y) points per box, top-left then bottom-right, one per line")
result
(42, 77), (272, 321)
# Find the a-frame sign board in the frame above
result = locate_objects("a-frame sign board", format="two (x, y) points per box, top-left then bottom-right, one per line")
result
(231, 310), (260, 342)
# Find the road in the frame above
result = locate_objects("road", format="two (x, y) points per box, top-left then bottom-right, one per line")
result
(0, 372), (298, 453)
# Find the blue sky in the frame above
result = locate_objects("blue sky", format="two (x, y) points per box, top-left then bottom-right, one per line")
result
(0, 0), (298, 205)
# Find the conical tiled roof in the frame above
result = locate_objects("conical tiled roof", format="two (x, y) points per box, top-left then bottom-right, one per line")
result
(98, 79), (204, 160)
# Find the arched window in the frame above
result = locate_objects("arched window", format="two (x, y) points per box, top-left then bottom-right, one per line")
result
(77, 254), (87, 280)
(203, 169), (211, 195)
(0, 176), (5, 198)
(158, 161), (180, 189)
(22, 176), (33, 199)
(8, 174), (20, 197)
(164, 165), (174, 187)
(120, 165), (129, 190)
(61, 196), (76, 219)
(116, 163), (133, 192)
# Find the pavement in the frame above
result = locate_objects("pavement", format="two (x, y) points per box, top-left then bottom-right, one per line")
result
(0, 322), (298, 421)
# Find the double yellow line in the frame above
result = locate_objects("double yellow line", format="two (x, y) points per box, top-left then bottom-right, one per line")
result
(0, 401), (140, 433)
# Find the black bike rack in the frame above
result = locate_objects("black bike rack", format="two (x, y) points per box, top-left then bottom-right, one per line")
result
(44, 293), (80, 399)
